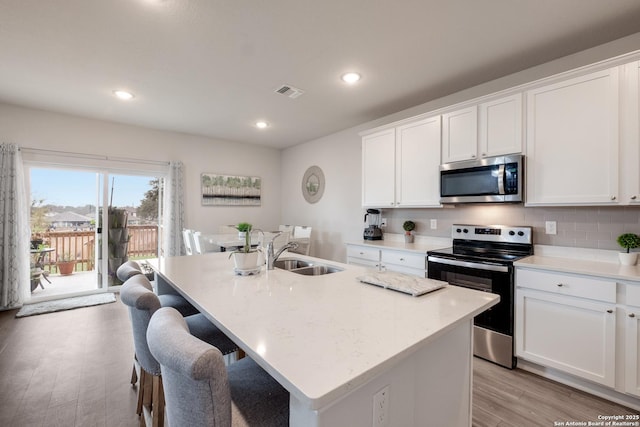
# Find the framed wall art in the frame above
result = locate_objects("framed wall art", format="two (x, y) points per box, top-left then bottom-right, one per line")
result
(201, 173), (261, 206)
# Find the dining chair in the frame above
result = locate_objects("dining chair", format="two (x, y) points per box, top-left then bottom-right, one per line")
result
(278, 224), (294, 234)
(121, 275), (240, 426)
(182, 229), (194, 256)
(192, 231), (203, 254)
(147, 307), (289, 427)
(290, 226), (312, 256)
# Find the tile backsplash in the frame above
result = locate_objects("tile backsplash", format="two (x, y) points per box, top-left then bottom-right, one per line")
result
(383, 205), (640, 251)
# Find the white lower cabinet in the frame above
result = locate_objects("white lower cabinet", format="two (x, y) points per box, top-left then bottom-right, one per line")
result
(516, 268), (616, 387)
(346, 245), (380, 268)
(346, 244), (426, 277)
(380, 249), (426, 277)
(625, 284), (640, 397)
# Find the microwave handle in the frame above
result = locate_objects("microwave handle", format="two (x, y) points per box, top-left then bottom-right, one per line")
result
(497, 164), (505, 195)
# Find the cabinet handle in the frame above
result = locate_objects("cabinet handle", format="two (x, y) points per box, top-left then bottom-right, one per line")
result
(606, 309), (613, 314)
(611, 196), (617, 201)
(359, 252), (364, 255)
(481, 153), (486, 157)
(632, 195), (637, 200)
(471, 154), (476, 158)
(399, 258), (405, 261)
(556, 283), (563, 287)
(630, 313), (637, 318)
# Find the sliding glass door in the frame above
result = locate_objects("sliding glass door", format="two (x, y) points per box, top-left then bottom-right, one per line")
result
(27, 166), (162, 301)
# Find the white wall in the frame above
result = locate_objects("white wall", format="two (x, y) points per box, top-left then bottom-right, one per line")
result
(0, 103), (282, 233)
(281, 32), (640, 262)
(280, 126), (364, 261)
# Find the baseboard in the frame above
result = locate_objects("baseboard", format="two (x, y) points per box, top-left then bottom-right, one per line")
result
(517, 359), (640, 411)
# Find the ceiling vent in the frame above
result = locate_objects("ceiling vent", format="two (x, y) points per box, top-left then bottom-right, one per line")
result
(274, 84), (305, 99)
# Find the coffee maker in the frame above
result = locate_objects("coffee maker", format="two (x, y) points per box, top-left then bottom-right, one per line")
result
(363, 209), (383, 240)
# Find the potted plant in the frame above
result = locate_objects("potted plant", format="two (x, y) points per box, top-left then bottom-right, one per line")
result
(403, 220), (416, 243)
(617, 233), (640, 266)
(229, 223), (262, 271)
(57, 253), (77, 276)
(236, 222), (252, 239)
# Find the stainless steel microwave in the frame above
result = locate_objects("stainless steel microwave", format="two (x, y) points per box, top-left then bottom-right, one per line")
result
(440, 155), (523, 204)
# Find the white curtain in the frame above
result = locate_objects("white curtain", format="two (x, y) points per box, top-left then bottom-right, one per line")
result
(0, 143), (30, 308)
(162, 161), (185, 257)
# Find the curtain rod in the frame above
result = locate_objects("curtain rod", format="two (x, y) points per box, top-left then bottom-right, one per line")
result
(20, 147), (170, 167)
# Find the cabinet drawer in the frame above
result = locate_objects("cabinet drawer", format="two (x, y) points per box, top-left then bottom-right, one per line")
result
(381, 250), (426, 270)
(347, 245), (380, 262)
(516, 268), (616, 303)
(627, 283), (640, 308)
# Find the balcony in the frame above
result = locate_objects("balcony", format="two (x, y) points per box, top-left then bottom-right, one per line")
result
(30, 225), (158, 299)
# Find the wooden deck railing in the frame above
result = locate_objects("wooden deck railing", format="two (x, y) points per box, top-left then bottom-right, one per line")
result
(38, 225), (158, 274)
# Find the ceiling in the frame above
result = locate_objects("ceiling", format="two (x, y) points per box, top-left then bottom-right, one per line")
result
(2, 1), (640, 149)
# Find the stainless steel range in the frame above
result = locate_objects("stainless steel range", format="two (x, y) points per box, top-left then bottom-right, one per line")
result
(427, 224), (533, 368)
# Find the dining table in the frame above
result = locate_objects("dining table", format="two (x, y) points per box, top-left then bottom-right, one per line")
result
(146, 252), (498, 426)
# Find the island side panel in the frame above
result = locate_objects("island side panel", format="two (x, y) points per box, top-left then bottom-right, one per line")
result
(289, 320), (473, 427)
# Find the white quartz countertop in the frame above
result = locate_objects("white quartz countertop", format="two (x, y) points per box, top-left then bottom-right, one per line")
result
(149, 253), (498, 410)
(515, 255), (640, 282)
(347, 239), (449, 254)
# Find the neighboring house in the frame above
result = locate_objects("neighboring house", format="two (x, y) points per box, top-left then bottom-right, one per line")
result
(47, 211), (93, 230)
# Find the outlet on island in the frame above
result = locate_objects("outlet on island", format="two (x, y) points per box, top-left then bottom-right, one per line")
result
(430, 219), (437, 229)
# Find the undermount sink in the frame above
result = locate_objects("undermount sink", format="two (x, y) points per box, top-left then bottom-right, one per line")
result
(273, 258), (313, 270)
(289, 265), (343, 276)
(274, 258), (343, 276)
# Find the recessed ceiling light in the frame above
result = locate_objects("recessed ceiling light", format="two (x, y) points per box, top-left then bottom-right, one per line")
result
(113, 90), (135, 100)
(255, 121), (269, 129)
(341, 72), (361, 84)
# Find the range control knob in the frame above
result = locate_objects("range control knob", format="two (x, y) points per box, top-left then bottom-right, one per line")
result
(508, 231), (515, 236)
(517, 231), (524, 237)
(463, 228), (469, 233)
(456, 228), (462, 233)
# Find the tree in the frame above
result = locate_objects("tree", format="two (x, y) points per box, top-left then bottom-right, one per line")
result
(30, 197), (49, 235)
(138, 179), (161, 221)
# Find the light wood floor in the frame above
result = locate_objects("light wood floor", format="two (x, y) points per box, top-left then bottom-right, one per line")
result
(0, 295), (636, 426)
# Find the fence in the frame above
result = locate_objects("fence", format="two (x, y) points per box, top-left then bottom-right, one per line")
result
(37, 225), (158, 274)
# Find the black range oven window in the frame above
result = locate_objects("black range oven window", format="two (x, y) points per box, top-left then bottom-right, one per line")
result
(427, 261), (513, 337)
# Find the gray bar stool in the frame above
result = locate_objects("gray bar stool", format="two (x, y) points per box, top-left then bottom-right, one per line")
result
(120, 275), (239, 426)
(147, 307), (289, 427)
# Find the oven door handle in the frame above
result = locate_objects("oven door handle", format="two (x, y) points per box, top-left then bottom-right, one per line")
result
(427, 255), (509, 273)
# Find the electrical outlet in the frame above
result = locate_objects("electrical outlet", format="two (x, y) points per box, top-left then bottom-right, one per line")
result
(430, 219), (437, 230)
(380, 218), (387, 228)
(373, 385), (390, 427)
(545, 221), (557, 235)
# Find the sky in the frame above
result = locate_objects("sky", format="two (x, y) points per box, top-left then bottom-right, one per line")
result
(30, 168), (155, 207)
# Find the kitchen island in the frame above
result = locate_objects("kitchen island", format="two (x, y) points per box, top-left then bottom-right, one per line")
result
(148, 252), (498, 427)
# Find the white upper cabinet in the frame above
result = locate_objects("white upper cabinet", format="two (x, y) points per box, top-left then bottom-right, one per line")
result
(621, 61), (640, 205)
(442, 106), (478, 163)
(478, 93), (523, 158)
(525, 67), (620, 205)
(362, 116), (442, 208)
(362, 128), (396, 207)
(442, 94), (523, 163)
(395, 116), (442, 207)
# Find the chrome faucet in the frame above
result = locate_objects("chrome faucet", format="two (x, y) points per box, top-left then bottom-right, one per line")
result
(266, 233), (299, 270)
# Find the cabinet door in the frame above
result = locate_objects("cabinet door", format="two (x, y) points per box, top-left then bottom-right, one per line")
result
(516, 289), (616, 387)
(362, 129), (395, 207)
(621, 61), (640, 204)
(442, 106), (478, 163)
(625, 306), (640, 396)
(479, 94), (522, 158)
(525, 68), (619, 205)
(396, 116), (442, 207)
